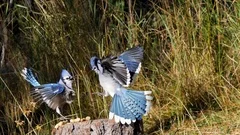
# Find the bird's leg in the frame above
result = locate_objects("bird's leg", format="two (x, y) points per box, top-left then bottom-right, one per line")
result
(93, 92), (105, 96)
(56, 107), (69, 120)
(92, 90), (109, 97)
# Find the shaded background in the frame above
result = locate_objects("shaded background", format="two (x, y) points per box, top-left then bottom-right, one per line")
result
(1, 0), (240, 134)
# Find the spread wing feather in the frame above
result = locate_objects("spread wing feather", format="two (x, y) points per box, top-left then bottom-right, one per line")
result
(119, 46), (143, 83)
(101, 56), (131, 87)
(119, 46), (143, 63)
(31, 83), (65, 109)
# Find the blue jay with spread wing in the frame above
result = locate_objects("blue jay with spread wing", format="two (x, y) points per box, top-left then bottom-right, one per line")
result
(21, 68), (75, 119)
(90, 46), (153, 124)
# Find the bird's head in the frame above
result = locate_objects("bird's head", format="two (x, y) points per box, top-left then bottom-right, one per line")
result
(59, 69), (73, 89)
(90, 56), (101, 74)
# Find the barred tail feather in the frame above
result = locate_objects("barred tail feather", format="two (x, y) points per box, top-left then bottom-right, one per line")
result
(109, 88), (153, 124)
(21, 68), (40, 87)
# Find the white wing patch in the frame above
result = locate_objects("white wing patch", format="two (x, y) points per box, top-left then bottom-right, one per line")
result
(135, 63), (142, 74)
(122, 67), (131, 87)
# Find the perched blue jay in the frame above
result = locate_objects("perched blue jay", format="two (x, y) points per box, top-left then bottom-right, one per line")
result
(21, 68), (75, 119)
(90, 46), (153, 124)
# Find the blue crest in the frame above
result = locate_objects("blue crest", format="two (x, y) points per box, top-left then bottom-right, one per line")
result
(90, 56), (99, 69)
(61, 69), (71, 77)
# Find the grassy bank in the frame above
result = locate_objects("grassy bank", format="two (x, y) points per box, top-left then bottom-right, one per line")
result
(1, 0), (240, 134)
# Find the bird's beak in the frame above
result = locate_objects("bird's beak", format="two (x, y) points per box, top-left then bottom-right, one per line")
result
(71, 76), (76, 80)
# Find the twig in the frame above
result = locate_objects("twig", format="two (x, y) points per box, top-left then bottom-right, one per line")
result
(0, 13), (8, 68)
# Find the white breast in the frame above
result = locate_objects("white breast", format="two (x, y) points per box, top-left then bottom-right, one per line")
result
(99, 73), (120, 97)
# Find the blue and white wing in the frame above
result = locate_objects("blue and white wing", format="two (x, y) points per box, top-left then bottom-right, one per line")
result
(101, 56), (131, 87)
(119, 46), (143, 83)
(31, 83), (65, 109)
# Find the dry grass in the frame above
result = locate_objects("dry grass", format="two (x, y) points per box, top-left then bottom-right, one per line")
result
(165, 107), (240, 135)
(1, 0), (240, 134)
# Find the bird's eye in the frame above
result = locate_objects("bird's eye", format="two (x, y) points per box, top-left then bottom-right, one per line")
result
(64, 76), (73, 80)
(93, 66), (97, 70)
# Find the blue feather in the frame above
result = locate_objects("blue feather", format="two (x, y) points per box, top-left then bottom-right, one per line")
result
(119, 96), (135, 121)
(34, 83), (65, 95)
(126, 90), (145, 100)
(61, 69), (71, 77)
(112, 95), (120, 116)
(122, 61), (140, 73)
(119, 46), (143, 74)
(109, 88), (150, 123)
(90, 56), (98, 69)
(23, 69), (41, 87)
(128, 97), (146, 112)
(111, 94), (136, 122)
(119, 46), (143, 62)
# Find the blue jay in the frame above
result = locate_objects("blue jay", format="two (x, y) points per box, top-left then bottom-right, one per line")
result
(21, 68), (75, 119)
(90, 46), (153, 124)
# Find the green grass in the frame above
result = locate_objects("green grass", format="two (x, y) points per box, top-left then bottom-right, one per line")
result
(1, 0), (240, 134)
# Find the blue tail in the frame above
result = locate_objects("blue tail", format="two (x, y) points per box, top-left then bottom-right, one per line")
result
(21, 68), (41, 87)
(109, 88), (152, 124)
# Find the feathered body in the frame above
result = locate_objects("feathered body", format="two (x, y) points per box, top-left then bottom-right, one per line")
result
(21, 68), (75, 118)
(90, 46), (153, 124)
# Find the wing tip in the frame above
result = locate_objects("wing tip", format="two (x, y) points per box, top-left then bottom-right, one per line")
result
(109, 112), (136, 124)
(21, 67), (28, 78)
(144, 91), (152, 95)
(135, 63), (142, 74)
